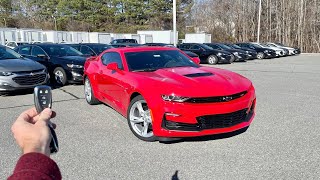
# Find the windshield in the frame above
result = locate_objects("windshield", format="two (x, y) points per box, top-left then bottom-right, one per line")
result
(231, 44), (241, 49)
(218, 44), (232, 49)
(0, 47), (22, 60)
(125, 50), (199, 72)
(90, 44), (113, 54)
(261, 44), (271, 47)
(42, 45), (83, 57)
(199, 44), (214, 50)
(267, 44), (277, 47)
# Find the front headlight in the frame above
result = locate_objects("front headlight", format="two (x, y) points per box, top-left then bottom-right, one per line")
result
(217, 53), (222, 56)
(233, 52), (239, 55)
(0, 72), (14, 76)
(264, 50), (269, 53)
(67, 64), (83, 69)
(162, 94), (190, 102)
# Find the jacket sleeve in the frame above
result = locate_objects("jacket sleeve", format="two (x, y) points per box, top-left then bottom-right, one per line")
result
(8, 152), (62, 180)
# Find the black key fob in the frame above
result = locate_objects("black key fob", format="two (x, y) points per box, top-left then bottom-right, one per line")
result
(34, 86), (59, 154)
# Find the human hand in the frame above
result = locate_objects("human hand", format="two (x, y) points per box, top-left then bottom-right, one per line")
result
(11, 108), (56, 157)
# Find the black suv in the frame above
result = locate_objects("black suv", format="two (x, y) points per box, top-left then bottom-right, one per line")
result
(66, 43), (113, 56)
(236, 43), (276, 59)
(177, 43), (234, 64)
(204, 43), (248, 62)
(14, 44), (86, 86)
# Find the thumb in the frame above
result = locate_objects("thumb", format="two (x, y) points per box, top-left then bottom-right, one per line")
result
(35, 108), (52, 127)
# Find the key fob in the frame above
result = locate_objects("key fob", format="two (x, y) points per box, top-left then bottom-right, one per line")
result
(34, 86), (59, 154)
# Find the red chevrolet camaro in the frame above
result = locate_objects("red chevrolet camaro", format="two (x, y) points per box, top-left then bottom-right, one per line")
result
(84, 47), (256, 141)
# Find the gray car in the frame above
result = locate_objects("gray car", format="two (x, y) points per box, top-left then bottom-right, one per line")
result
(0, 45), (49, 92)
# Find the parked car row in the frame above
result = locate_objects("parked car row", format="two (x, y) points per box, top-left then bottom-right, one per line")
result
(0, 40), (300, 93)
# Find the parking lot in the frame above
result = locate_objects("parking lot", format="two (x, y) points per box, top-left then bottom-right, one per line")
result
(1, 54), (320, 179)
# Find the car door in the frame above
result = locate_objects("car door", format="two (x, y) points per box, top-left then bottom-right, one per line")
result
(30, 46), (50, 68)
(97, 52), (128, 112)
(189, 45), (206, 58)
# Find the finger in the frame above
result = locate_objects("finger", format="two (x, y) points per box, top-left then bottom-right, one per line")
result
(35, 108), (53, 127)
(16, 107), (39, 124)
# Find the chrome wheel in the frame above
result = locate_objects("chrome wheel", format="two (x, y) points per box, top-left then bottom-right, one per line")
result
(129, 100), (153, 138)
(54, 70), (64, 84)
(84, 78), (92, 102)
(207, 55), (218, 65)
(257, 52), (264, 59)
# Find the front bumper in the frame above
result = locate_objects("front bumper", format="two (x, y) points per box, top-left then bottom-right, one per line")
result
(150, 87), (256, 138)
(234, 53), (248, 61)
(66, 68), (84, 82)
(247, 52), (257, 59)
(0, 72), (49, 92)
(217, 54), (233, 63)
(264, 52), (277, 58)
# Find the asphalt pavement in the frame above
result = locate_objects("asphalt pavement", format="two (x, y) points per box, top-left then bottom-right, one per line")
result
(1, 54), (320, 179)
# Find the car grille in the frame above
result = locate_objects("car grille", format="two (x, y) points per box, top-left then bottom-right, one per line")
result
(185, 91), (247, 103)
(162, 104), (255, 131)
(13, 74), (47, 86)
(197, 109), (249, 129)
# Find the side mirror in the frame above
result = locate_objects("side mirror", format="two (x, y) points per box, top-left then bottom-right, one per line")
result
(192, 57), (201, 64)
(37, 54), (49, 60)
(107, 62), (119, 71)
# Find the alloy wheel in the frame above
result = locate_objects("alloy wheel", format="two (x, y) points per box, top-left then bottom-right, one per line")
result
(84, 78), (92, 102)
(54, 70), (64, 84)
(129, 100), (153, 138)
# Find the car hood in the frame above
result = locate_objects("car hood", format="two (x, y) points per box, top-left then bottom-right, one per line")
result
(56, 56), (87, 65)
(0, 58), (45, 72)
(135, 66), (252, 97)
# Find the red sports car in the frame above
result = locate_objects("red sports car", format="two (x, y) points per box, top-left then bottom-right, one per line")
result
(84, 47), (256, 141)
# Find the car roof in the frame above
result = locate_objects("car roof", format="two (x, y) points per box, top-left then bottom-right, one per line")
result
(23, 43), (70, 47)
(105, 46), (179, 53)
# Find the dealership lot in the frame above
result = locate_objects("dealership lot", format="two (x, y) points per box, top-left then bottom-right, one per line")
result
(1, 55), (320, 179)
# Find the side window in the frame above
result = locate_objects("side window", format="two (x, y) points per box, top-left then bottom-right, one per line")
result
(19, 46), (31, 55)
(190, 45), (201, 50)
(31, 46), (46, 56)
(210, 45), (220, 49)
(101, 52), (123, 70)
(80, 46), (94, 55)
(8, 42), (16, 47)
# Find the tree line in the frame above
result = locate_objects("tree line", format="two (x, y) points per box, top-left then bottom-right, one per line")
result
(1, 0), (319, 52)
(191, 0), (320, 52)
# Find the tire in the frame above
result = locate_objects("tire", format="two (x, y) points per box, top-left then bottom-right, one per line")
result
(127, 95), (156, 142)
(53, 67), (67, 86)
(84, 77), (100, 105)
(229, 54), (235, 63)
(207, 55), (218, 65)
(257, 52), (265, 59)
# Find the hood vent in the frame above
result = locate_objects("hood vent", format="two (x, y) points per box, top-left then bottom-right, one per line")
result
(184, 72), (213, 78)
